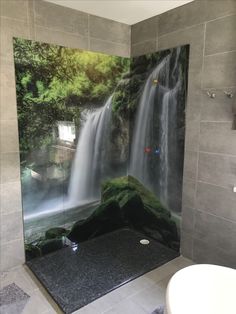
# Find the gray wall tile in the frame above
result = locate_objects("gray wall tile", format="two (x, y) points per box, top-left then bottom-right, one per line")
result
(89, 15), (130, 45)
(0, 153), (20, 184)
(0, 17), (31, 61)
(198, 152), (236, 189)
(184, 121), (200, 152)
(181, 207), (195, 234)
(0, 119), (19, 153)
(158, 1), (206, 36)
(131, 40), (157, 57)
(196, 181), (236, 222)
(34, 0), (88, 36)
(0, 212), (24, 244)
(0, 85), (18, 120)
(0, 0), (28, 21)
(205, 15), (236, 55)
(193, 238), (236, 268)
(201, 88), (235, 122)
(183, 150), (198, 180)
(158, 24), (204, 61)
(180, 230), (193, 260)
(182, 178), (196, 208)
(204, 0), (236, 21)
(35, 26), (88, 50)
(90, 38), (130, 58)
(0, 181), (22, 215)
(194, 210), (236, 253)
(131, 16), (158, 44)
(199, 122), (236, 155)
(203, 51), (236, 89)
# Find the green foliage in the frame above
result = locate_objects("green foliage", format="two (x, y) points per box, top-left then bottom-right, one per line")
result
(13, 38), (130, 154)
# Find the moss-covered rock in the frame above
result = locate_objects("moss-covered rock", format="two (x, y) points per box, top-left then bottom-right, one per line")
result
(68, 199), (124, 242)
(69, 175), (179, 250)
(45, 227), (68, 239)
(25, 238), (64, 260)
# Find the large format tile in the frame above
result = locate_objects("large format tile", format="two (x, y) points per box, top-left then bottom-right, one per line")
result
(204, 0), (236, 21)
(131, 16), (158, 44)
(90, 38), (130, 58)
(104, 298), (147, 314)
(0, 119), (19, 153)
(0, 238), (25, 271)
(196, 181), (236, 222)
(182, 178), (196, 209)
(34, 0), (88, 36)
(193, 238), (236, 268)
(89, 15), (130, 45)
(35, 26), (88, 50)
(184, 121), (200, 152)
(180, 230), (193, 260)
(131, 40), (157, 57)
(0, 17), (31, 61)
(194, 210), (236, 253)
(130, 283), (165, 312)
(0, 211), (24, 244)
(0, 60), (16, 89)
(205, 14), (236, 55)
(0, 0), (28, 21)
(158, 24), (204, 62)
(0, 152), (20, 184)
(181, 206), (195, 234)
(199, 122), (236, 155)
(201, 87), (235, 122)
(203, 51), (236, 89)
(0, 85), (18, 120)
(158, 1), (206, 36)
(0, 181), (22, 215)
(198, 152), (236, 189)
(183, 150), (198, 180)
(0, 266), (38, 294)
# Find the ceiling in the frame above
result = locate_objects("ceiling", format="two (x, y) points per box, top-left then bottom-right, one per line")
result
(44, 0), (194, 25)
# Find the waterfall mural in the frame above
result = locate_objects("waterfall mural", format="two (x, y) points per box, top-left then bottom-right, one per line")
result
(13, 37), (189, 261)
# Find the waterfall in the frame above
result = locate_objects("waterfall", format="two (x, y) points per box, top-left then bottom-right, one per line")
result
(68, 96), (112, 205)
(129, 55), (171, 187)
(159, 91), (170, 205)
(129, 48), (182, 207)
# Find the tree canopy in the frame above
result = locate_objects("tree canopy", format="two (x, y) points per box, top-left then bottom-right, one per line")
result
(13, 38), (130, 154)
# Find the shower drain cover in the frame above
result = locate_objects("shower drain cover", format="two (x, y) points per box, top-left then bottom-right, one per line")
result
(140, 239), (150, 245)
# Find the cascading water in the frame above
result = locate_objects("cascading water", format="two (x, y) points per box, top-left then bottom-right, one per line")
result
(129, 55), (171, 186)
(129, 48), (182, 208)
(68, 96), (112, 205)
(159, 91), (170, 205)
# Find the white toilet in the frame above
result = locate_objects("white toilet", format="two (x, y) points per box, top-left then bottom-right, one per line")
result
(166, 264), (236, 314)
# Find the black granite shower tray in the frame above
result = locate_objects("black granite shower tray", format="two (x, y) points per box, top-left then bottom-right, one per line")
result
(27, 228), (178, 314)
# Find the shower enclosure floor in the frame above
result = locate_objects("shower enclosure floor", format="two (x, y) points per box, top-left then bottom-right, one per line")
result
(27, 228), (179, 314)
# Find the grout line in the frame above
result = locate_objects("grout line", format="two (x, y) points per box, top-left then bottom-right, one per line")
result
(205, 49), (236, 58)
(158, 22), (205, 39)
(202, 86), (236, 90)
(197, 179), (233, 190)
(191, 21), (207, 258)
(194, 207), (236, 224)
(200, 120), (233, 123)
(88, 14), (90, 50)
(205, 12), (236, 24)
(34, 24), (87, 40)
(198, 150), (236, 158)
(89, 36), (130, 47)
